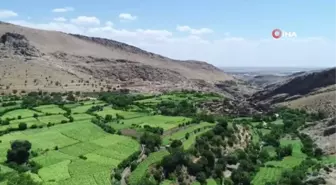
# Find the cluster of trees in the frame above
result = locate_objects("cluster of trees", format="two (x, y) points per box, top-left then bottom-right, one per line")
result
(146, 119), (249, 185)
(86, 105), (104, 113)
(99, 92), (147, 109)
(298, 133), (323, 158)
(1, 101), (17, 107)
(266, 159), (323, 185)
(21, 91), (64, 108)
(156, 100), (197, 117)
(113, 150), (141, 181)
(91, 117), (116, 134)
(140, 132), (162, 154)
(143, 125), (164, 135)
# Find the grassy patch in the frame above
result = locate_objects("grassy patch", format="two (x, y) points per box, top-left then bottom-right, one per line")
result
(38, 115), (69, 124)
(71, 113), (94, 121)
(95, 107), (145, 119)
(252, 167), (283, 185)
(1, 109), (43, 119)
(120, 115), (191, 131)
(162, 122), (213, 145)
(34, 104), (66, 114)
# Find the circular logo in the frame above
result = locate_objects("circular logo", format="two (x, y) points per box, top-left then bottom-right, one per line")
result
(272, 29), (282, 39)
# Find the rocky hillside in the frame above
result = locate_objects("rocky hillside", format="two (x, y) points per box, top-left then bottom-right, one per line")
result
(251, 67), (336, 116)
(301, 117), (336, 154)
(0, 22), (234, 94)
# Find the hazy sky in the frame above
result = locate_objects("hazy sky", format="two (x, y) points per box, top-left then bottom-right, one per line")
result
(0, 0), (335, 67)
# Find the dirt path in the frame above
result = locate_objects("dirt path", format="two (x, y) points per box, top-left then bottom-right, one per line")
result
(120, 144), (145, 185)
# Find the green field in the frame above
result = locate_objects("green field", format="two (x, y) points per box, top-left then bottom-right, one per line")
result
(95, 107), (145, 119)
(113, 115), (191, 131)
(252, 167), (283, 185)
(0, 120), (140, 184)
(38, 115), (69, 124)
(320, 155), (336, 164)
(160, 180), (174, 185)
(71, 113), (94, 121)
(128, 150), (169, 185)
(71, 103), (104, 114)
(34, 104), (66, 114)
(1, 109), (43, 120)
(253, 139), (307, 184)
(206, 178), (217, 185)
(162, 122), (213, 145)
(0, 104), (21, 114)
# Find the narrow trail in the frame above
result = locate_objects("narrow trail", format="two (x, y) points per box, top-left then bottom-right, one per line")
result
(120, 144), (145, 185)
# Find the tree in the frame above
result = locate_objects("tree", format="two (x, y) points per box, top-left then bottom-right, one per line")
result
(196, 172), (207, 184)
(314, 148), (323, 158)
(231, 170), (251, 185)
(140, 132), (162, 152)
(105, 114), (113, 122)
(185, 133), (190, 140)
(171, 140), (183, 148)
(7, 140), (32, 165)
(18, 123), (27, 130)
(259, 149), (270, 162)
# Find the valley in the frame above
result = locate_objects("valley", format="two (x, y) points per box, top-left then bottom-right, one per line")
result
(0, 22), (334, 185)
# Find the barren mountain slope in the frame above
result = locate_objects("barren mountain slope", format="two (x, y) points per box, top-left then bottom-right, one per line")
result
(251, 68), (336, 116)
(0, 22), (234, 94)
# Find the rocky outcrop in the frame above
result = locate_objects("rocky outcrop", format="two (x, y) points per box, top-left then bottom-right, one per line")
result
(0, 32), (42, 58)
(301, 117), (336, 154)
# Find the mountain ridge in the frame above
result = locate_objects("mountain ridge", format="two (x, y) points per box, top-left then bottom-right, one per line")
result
(0, 22), (235, 95)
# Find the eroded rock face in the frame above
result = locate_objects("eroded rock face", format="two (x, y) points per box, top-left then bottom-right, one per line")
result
(301, 117), (336, 155)
(0, 32), (42, 57)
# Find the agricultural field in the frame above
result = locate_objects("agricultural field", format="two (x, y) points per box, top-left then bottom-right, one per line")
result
(0, 104), (21, 114)
(1, 109), (43, 120)
(34, 104), (66, 114)
(205, 178), (218, 185)
(122, 115), (191, 131)
(38, 114), (69, 124)
(95, 107), (145, 119)
(107, 115), (191, 132)
(71, 104), (104, 114)
(71, 113), (94, 121)
(252, 138), (307, 184)
(128, 150), (169, 185)
(251, 167), (283, 185)
(0, 120), (140, 185)
(162, 122), (213, 145)
(135, 92), (221, 105)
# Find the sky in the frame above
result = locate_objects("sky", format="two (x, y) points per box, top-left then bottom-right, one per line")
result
(0, 0), (335, 67)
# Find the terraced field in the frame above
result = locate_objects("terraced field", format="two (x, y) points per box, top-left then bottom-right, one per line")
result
(252, 138), (307, 184)
(95, 107), (145, 119)
(34, 104), (66, 114)
(252, 167), (283, 185)
(162, 122), (213, 145)
(0, 120), (140, 185)
(1, 109), (43, 119)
